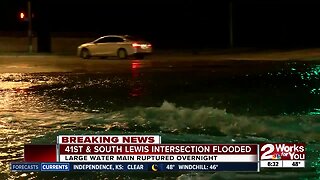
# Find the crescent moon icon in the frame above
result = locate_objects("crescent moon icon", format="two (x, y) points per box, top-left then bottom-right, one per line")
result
(151, 164), (158, 171)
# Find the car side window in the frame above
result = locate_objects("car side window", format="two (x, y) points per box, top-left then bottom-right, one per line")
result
(95, 37), (124, 43)
(110, 37), (124, 42)
(95, 37), (111, 43)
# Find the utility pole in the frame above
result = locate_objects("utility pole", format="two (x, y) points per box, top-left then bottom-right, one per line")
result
(229, 1), (233, 48)
(27, 0), (32, 53)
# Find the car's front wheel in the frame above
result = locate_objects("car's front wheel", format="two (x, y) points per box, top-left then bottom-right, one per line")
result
(80, 48), (91, 59)
(117, 49), (128, 59)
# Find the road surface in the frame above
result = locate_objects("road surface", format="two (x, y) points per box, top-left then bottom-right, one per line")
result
(0, 48), (320, 73)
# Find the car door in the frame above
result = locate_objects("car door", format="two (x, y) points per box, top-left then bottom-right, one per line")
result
(93, 37), (113, 56)
(108, 37), (125, 56)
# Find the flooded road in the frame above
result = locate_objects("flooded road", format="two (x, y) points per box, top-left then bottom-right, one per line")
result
(0, 57), (319, 179)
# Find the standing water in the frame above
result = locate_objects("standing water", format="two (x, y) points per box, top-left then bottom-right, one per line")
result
(0, 60), (319, 179)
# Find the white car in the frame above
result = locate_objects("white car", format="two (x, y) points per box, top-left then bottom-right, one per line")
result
(77, 35), (152, 59)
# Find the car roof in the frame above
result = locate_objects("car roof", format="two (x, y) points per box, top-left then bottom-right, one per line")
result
(100, 35), (126, 38)
(93, 35), (125, 42)
(94, 35), (143, 42)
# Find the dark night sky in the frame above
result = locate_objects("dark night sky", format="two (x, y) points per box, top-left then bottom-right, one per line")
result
(1, 0), (320, 48)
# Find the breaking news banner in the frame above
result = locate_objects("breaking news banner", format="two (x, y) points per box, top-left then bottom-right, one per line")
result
(259, 143), (306, 168)
(13, 135), (259, 172)
(58, 144), (257, 163)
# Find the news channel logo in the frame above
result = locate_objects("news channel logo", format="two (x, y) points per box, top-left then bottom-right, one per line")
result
(260, 143), (305, 160)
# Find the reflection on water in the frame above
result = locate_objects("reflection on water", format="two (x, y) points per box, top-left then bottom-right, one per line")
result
(0, 61), (319, 179)
(130, 60), (144, 97)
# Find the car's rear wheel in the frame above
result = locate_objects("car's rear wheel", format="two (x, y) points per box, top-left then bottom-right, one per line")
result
(80, 48), (91, 59)
(117, 49), (127, 59)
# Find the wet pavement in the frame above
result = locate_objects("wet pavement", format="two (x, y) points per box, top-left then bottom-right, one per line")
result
(0, 55), (319, 179)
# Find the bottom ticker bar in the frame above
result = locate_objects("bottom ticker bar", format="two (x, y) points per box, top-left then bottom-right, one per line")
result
(154, 162), (258, 172)
(11, 162), (258, 172)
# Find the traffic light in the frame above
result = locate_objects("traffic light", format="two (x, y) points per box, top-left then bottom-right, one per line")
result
(19, 11), (28, 21)
(20, 12), (25, 19)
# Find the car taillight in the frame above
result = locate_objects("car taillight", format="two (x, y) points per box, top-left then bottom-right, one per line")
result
(132, 43), (140, 48)
(132, 43), (152, 48)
